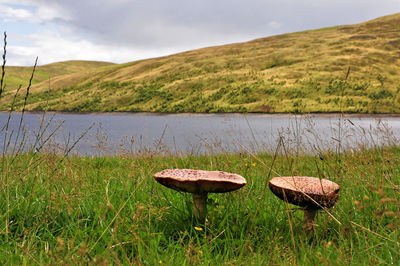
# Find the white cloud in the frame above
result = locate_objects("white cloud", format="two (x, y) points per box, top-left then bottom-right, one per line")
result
(0, 1), (70, 23)
(268, 21), (281, 30)
(36, 4), (70, 21)
(0, 4), (35, 22)
(6, 31), (180, 66)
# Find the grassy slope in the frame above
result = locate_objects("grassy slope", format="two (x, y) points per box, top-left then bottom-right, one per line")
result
(2, 60), (114, 93)
(1, 13), (400, 113)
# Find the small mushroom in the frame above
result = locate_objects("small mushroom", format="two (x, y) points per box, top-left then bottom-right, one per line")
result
(269, 176), (340, 234)
(154, 169), (246, 222)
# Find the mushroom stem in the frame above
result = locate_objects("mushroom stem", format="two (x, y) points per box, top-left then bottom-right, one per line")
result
(304, 209), (318, 234)
(192, 193), (208, 222)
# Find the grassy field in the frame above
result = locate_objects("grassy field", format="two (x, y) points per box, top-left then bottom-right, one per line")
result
(1, 141), (399, 264)
(1, 13), (400, 113)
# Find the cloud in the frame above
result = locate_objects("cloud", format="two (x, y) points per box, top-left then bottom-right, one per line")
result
(2, 0), (290, 48)
(7, 31), (180, 66)
(0, 4), (35, 22)
(268, 21), (281, 30)
(1, 0), (399, 65)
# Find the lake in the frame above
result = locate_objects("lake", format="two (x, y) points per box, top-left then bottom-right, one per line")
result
(1, 112), (400, 156)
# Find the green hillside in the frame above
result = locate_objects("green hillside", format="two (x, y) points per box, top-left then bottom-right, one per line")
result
(1, 13), (400, 113)
(2, 60), (115, 91)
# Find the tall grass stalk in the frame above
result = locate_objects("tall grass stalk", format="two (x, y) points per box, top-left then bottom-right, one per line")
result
(0, 32), (6, 98)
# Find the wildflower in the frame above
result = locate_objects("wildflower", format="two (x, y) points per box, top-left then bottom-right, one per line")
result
(194, 226), (203, 231)
(251, 163), (256, 167)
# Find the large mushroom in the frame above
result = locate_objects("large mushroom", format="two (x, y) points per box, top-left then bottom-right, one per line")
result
(269, 176), (340, 234)
(154, 169), (247, 222)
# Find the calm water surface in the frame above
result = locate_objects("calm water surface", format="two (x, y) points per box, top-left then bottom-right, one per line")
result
(1, 112), (400, 156)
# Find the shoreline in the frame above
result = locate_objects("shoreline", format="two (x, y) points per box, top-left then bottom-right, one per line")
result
(2, 110), (400, 118)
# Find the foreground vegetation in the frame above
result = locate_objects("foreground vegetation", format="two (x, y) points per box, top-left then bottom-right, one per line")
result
(1, 13), (400, 113)
(0, 144), (399, 264)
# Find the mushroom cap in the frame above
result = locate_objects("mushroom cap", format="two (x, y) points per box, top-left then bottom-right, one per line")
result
(269, 176), (340, 209)
(154, 169), (247, 194)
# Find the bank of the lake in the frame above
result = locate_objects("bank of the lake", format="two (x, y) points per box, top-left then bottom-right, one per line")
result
(6, 110), (400, 117)
(1, 147), (399, 264)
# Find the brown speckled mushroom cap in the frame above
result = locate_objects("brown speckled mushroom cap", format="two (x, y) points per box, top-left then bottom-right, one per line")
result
(154, 169), (247, 194)
(269, 176), (340, 209)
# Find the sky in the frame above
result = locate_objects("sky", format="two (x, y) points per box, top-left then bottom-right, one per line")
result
(0, 0), (399, 66)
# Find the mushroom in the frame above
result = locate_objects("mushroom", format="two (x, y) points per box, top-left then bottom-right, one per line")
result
(269, 176), (340, 234)
(154, 169), (246, 222)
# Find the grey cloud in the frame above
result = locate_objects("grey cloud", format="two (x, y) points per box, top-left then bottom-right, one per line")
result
(4, 0), (400, 64)
(37, 0), (399, 46)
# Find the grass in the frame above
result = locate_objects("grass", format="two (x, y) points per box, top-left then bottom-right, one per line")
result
(0, 146), (399, 264)
(1, 13), (400, 113)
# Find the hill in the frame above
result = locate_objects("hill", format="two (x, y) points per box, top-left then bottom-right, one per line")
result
(1, 13), (400, 113)
(3, 60), (115, 89)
